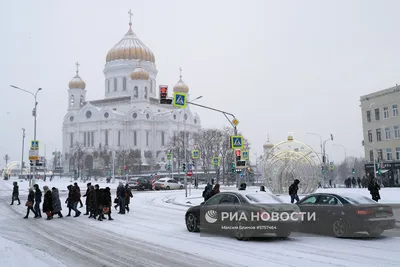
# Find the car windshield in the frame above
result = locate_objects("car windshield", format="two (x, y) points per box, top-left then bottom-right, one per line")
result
(245, 193), (283, 203)
(342, 195), (377, 204)
(129, 178), (138, 182)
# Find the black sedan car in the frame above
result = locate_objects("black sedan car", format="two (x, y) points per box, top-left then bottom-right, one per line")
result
(127, 177), (152, 190)
(296, 193), (396, 238)
(185, 191), (301, 240)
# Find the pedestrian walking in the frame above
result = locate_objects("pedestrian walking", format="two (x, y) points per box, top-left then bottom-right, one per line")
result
(289, 179), (300, 203)
(42, 186), (53, 220)
(10, 181), (21, 205)
(368, 177), (381, 202)
(23, 188), (37, 219)
(33, 184), (42, 218)
(125, 184), (133, 213)
(51, 187), (63, 218)
(82, 182), (91, 215)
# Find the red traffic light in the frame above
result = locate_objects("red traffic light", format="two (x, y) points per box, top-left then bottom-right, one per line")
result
(123, 165), (126, 170)
(235, 150), (241, 157)
(159, 86), (168, 99)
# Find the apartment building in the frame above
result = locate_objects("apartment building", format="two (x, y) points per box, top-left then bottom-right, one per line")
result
(360, 84), (400, 184)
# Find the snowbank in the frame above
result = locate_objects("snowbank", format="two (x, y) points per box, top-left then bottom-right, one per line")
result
(0, 236), (67, 267)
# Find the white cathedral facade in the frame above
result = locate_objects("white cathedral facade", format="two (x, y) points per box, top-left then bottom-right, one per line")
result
(62, 19), (201, 171)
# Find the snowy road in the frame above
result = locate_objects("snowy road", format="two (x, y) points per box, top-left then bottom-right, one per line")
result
(1, 180), (400, 267)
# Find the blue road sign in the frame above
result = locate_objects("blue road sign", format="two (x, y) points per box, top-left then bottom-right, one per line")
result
(31, 140), (39, 150)
(173, 92), (187, 108)
(230, 136), (244, 149)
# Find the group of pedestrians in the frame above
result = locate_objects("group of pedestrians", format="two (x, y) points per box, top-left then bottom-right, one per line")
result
(11, 181), (133, 221)
(202, 182), (220, 202)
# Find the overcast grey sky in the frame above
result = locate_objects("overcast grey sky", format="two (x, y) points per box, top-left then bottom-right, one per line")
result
(1, 0), (399, 166)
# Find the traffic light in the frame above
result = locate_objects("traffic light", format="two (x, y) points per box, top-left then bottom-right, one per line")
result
(123, 165), (127, 170)
(167, 164), (171, 170)
(159, 85), (172, 104)
(231, 162), (236, 173)
(182, 163), (186, 172)
(235, 149), (241, 161)
(321, 166), (325, 174)
(322, 155), (326, 163)
(236, 160), (246, 167)
(192, 160), (195, 167)
(352, 168), (355, 174)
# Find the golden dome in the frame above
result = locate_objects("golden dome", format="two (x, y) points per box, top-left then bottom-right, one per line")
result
(131, 66), (149, 80)
(263, 141), (274, 149)
(173, 68), (189, 93)
(106, 25), (155, 64)
(68, 63), (86, 89)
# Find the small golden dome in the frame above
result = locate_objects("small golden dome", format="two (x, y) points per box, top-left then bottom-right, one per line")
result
(68, 62), (86, 89)
(131, 66), (149, 80)
(173, 68), (189, 93)
(263, 141), (274, 149)
(106, 25), (155, 64)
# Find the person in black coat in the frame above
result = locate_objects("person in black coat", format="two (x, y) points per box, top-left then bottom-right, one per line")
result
(103, 187), (113, 220)
(74, 182), (83, 208)
(289, 179), (300, 203)
(33, 184), (42, 218)
(82, 182), (91, 215)
(24, 188), (37, 219)
(42, 186), (53, 220)
(117, 183), (126, 214)
(65, 185), (74, 216)
(125, 184), (133, 213)
(87, 185), (97, 219)
(368, 177), (381, 202)
(10, 181), (21, 205)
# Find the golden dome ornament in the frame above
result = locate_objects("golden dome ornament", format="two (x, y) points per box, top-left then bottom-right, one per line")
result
(68, 62), (86, 90)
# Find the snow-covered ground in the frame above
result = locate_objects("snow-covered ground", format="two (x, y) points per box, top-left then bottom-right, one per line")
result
(1, 177), (400, 267)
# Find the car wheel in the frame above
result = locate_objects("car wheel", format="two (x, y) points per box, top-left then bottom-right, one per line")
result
(180, 185), (183, 189)
(275, 230), (291, 238)
(332, 219), (349, 238)
(186, 213), (199, 232)
(166, 186), (170, 190)
(368, 228), (384, 237)
(235, 222), (250, 241)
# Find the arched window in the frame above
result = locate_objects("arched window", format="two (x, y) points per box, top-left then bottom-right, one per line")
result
(80, 95), (84, 106)
(114, 78), (117, 91)
(70, 95), (75, 105)
(134, 86), (138, 98)
(107, 79), (110, 93)
(118, 131), (121, 146)
(144, 87), (148, 99)
(370, 150), (374, 162)
(133, 131), (137, 146)
(150, 80), (153, 93)
(123, 77), (127, 91)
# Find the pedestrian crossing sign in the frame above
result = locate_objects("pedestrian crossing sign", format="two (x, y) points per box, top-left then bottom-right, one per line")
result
(166, 154), (172, 161)
(173, 92), (187, 108)
(242, 150), (249, 160)
(192, 150), (200, 159)
(212, 156), (220, 166)
(230, 135), (244, 149)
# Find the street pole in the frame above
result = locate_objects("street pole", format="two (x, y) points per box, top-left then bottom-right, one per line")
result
(112, 150), (116, 183)
(184, 115), (187, 198)
(21, 128), (25, 177)
(322, 134), (334, 184)
(10, 86), (42, 186)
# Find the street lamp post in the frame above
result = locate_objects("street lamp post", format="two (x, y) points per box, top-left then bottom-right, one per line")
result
(322, 134), (334, 183)
(21, 128), (26, 177)
(306, 132), (323, 157)
(362, 140), (378, 184)
(10, 85), (42, 185)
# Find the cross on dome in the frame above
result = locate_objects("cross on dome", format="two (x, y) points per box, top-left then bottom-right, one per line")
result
(267, 133), (270, 142)
(179, 67), (183, 79)
(75, 61), (80, 74)
(128, 9), (133, 27)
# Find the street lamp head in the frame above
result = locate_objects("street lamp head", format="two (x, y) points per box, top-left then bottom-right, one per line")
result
(361, 140), (365, 146)
(10, 85), (19, 89)
(38, 88), (42, 91)
(330, 134), (334, 141)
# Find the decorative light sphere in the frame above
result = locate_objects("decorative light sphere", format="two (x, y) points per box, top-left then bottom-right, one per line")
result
(262, 138), (321, 195)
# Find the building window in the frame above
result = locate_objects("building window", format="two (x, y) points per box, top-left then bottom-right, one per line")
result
(118, 131), (121, 146)
(144, 87), (148, 99)
(384, 107), (389, 119)
(123, 77), (127, 91)
(107, 80), (110, 93)
(396, 147), (400, 160)
(386, 148), (393, 161)
(133, 131), (137, 146)
(376, 128), (382, 142)
(377, 149), (383, 161)
(369, 150), (374, 162)
(91, 132), (94, 147)
(394, 125), (400, 139)
(84, 132), (87, 147)
(393, 104), (398, 117)
(368, 130), (372, 142)
(113, 78), (117, 91)
(374, 108), (380, 120)
(146, 131), (149, 146)
(134, 86), (138, 98)
(70, 133), (74, 148)
(86, 111), (92, 119)
(105, 130), (109, 146)
(132, 113), (137, 119)
(70, 95), (75, 105)
(366, 110), (371, 122)
(150, 80), (153, 93)
(161, 131), (165, 146)
(385, 127), (391, 140)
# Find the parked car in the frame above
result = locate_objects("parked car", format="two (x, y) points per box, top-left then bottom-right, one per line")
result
(296, 193), (396, 237)
(185, 191), (300, 240)
(127, 177), (152, 190)
(154, 178), (183, 190)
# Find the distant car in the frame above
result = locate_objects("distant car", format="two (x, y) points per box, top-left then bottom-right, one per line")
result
(185, 191), (300, 240)
(128, 177), (152, 190)
(297, 193), (396, 238)
(154, 178), (183, 190)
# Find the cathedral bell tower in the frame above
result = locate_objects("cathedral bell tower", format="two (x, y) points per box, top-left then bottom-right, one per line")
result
(68, 62), (86, 110)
